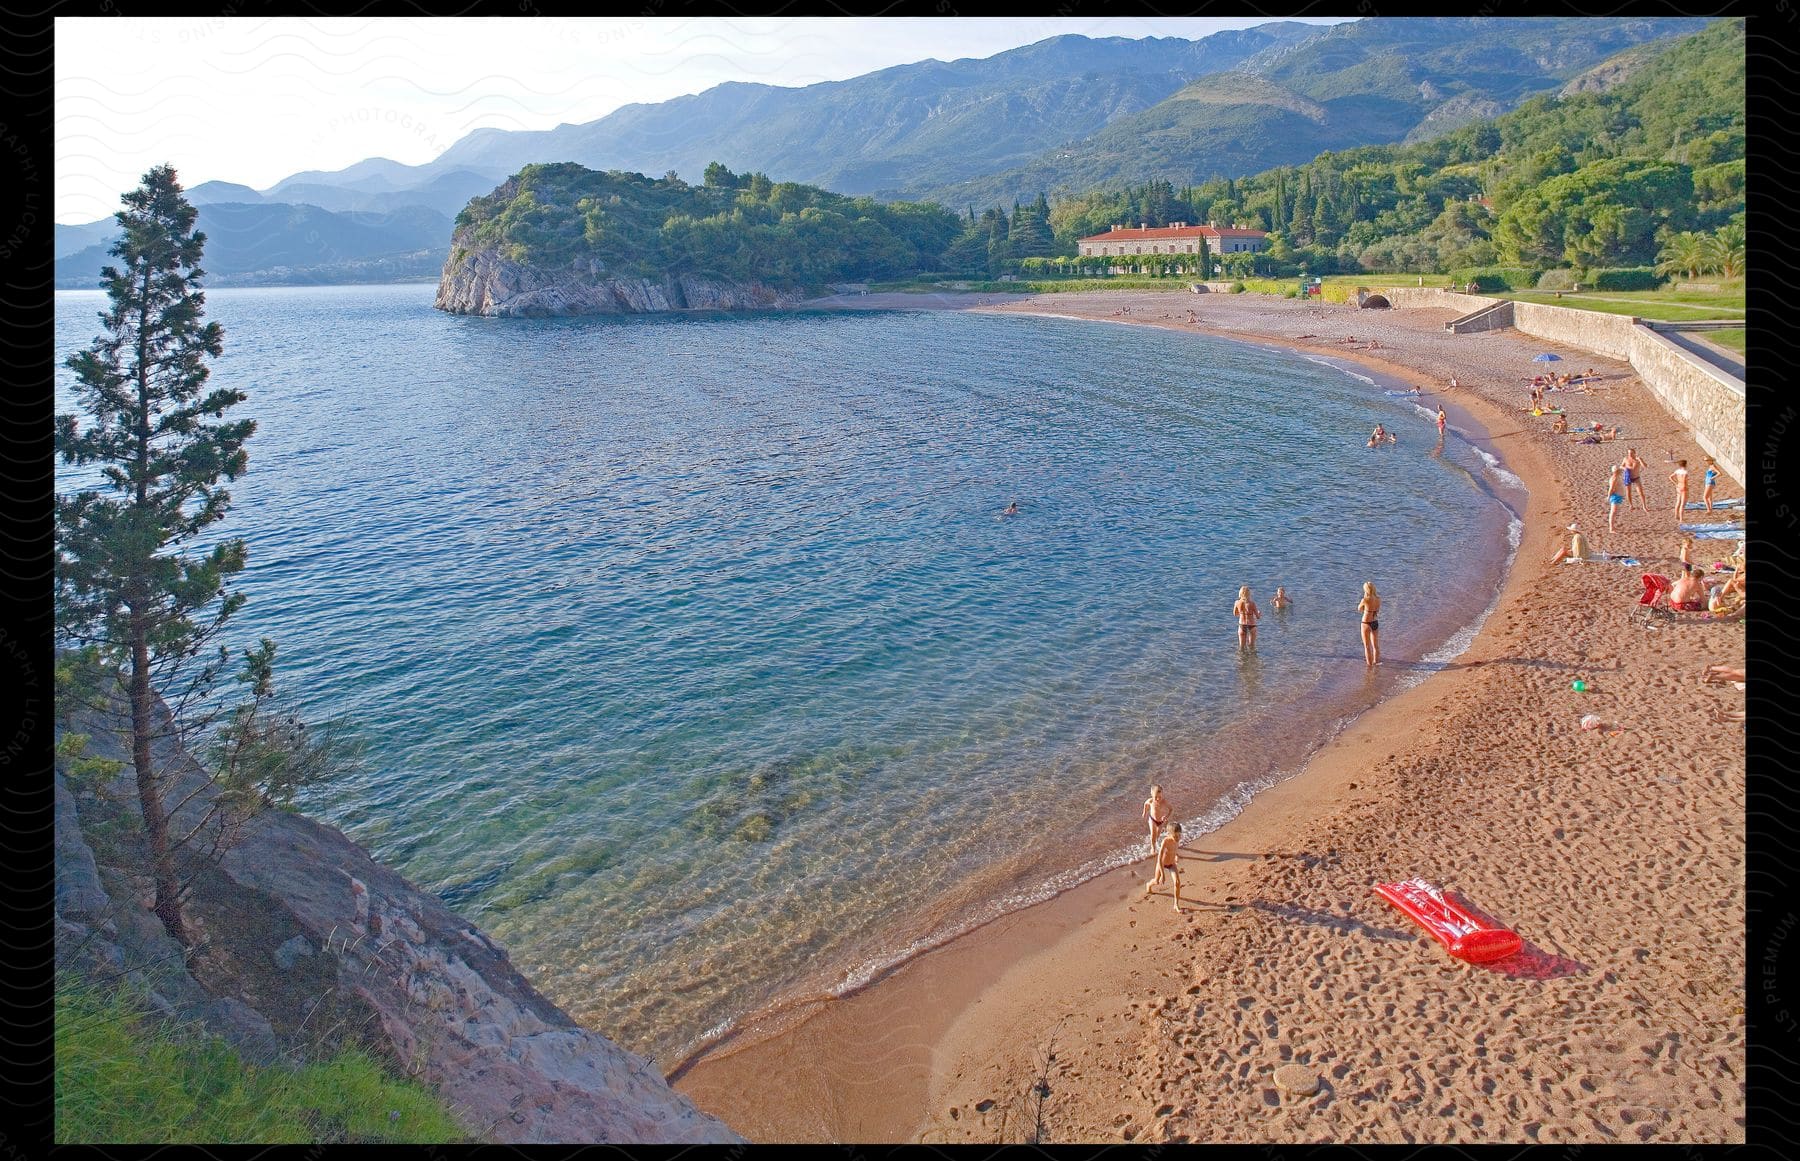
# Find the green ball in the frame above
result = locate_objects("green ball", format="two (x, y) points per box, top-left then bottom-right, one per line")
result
(1571, 680), (1587, 692)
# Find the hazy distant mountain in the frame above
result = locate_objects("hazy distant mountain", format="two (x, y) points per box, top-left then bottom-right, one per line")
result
(54, 219), (120, 260)
(186, 180), (265, 205)
(55, 202), (452, 288)
(416, 27), (1325, 198)
(909, 15), (1710, 207)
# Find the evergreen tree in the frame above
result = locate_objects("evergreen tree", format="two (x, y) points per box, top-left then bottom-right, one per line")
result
(56, 166), (344, 943)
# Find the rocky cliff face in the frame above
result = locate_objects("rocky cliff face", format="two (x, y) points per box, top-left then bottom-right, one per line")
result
(435, 242), (804, 317)
(54, 700), (743, 1145)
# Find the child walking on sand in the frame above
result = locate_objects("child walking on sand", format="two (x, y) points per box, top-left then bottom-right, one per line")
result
(1142, 784), (1171, 857)
(1606, 463), (1626, 533)
(1144, 822), (1184, 912)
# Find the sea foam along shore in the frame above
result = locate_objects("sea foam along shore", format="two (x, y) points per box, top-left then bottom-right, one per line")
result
(674, 289), (1745, 1144)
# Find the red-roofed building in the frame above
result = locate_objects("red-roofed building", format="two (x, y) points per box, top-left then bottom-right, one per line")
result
(1076, 222), (1268, 258)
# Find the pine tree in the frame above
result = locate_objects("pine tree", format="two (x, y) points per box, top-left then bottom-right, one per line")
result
(56, 166), (344, 943)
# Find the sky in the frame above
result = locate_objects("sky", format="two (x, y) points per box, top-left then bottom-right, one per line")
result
(54, 15), (1356, 224)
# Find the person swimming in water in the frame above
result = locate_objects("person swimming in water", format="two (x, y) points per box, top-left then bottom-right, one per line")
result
(1001, 500), (1019, 516)
(1272, 586), (1291, 611)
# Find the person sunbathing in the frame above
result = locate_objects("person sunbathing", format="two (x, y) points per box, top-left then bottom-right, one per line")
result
(1551, 414), (1569, 434)
(1549, 523), (1589, 565)
(1669, 565), (1707, 611)
(1702, 664), (1746, 685)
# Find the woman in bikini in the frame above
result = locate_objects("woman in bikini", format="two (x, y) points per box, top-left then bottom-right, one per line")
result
(1621, 447), (1649, 511)
(1234, 585), (1260, 651)
(1142, 784), (1171, 858)
(1436, 406), (1447, 438)
(1358, 582), (1381, 667)
(1144, 822), (1184, 912)
(1702, 457), (1719, 511)
(1670, 459), (1690, 525)
(1606, 462), (1626, 533)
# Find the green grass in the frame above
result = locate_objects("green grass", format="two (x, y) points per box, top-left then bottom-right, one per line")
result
(56, 976), (467, 1144)
(1499, 291), (1742, 321)
(869, 276), (1205, 295)
(1702, 328), (1745, 353)
(1321, 273), (1457, 288)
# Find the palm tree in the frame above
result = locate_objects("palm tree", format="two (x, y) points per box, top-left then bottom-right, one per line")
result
(1705, 223), (1745, 279)
(1656, 232), (1709, 281)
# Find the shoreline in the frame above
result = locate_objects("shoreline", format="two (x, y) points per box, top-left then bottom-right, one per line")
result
(673, 290), (1745, 1142)
(658, 295), (1519, 1077)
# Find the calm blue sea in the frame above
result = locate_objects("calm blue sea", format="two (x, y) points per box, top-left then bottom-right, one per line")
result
(55, 283), (1520, 1064)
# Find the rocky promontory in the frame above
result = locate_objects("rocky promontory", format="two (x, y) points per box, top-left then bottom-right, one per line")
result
(54, 697), (742, 1144)
(435, 243), (802, 317)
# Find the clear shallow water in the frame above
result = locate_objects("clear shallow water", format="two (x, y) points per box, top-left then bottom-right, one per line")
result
(55, 284), (1517, 1064)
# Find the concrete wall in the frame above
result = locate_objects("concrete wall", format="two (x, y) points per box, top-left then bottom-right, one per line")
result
(1448, 300), (1515, 334)
(1380, 287), (1502, 315)
(1626, 325), (1746, 485)
(1510, 300), (1641, 363)
(1379, 289), (1747, 485)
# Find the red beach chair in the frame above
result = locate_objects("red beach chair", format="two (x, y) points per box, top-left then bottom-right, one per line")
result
(1639, 574), (1671, 606)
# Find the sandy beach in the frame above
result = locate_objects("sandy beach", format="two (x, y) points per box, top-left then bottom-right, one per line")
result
(674, 289), (1746, 1143)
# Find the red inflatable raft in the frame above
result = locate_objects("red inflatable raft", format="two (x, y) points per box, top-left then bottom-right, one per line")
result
(1374, 878), (1522, 963)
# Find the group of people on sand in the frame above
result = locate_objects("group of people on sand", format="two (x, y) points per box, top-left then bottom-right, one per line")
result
(1231, 583), (1379, 665)
(1596, 451), (1718, 530)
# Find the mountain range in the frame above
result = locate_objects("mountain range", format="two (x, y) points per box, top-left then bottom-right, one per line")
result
(55, 16), (1712, 287)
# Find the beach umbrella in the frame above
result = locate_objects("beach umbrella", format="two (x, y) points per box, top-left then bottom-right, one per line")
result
(1532, 353), (1563, 363)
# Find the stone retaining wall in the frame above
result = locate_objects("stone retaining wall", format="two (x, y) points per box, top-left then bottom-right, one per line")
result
(1379, 287), (1500, 315)
(1510, 300), (1641, 363)
(1625, 325), (1746, 484)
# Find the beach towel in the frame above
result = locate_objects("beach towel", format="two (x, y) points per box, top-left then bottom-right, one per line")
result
(1679, 521), (1743, 533)
(1686, 498), (1744, 510)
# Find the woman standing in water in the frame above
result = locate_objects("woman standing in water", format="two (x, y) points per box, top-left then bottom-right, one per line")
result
(1142, 784), (1171, 858)
(1234, 585), (1261, 651)
(1358, 582), (1381, 667)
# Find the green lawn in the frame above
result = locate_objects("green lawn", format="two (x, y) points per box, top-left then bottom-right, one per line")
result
(869, 277), (1208, 295)
(1500, 291), (1742, 321)
(1320, 273), (1457, 288)
(1703, 328), (1745, 353)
